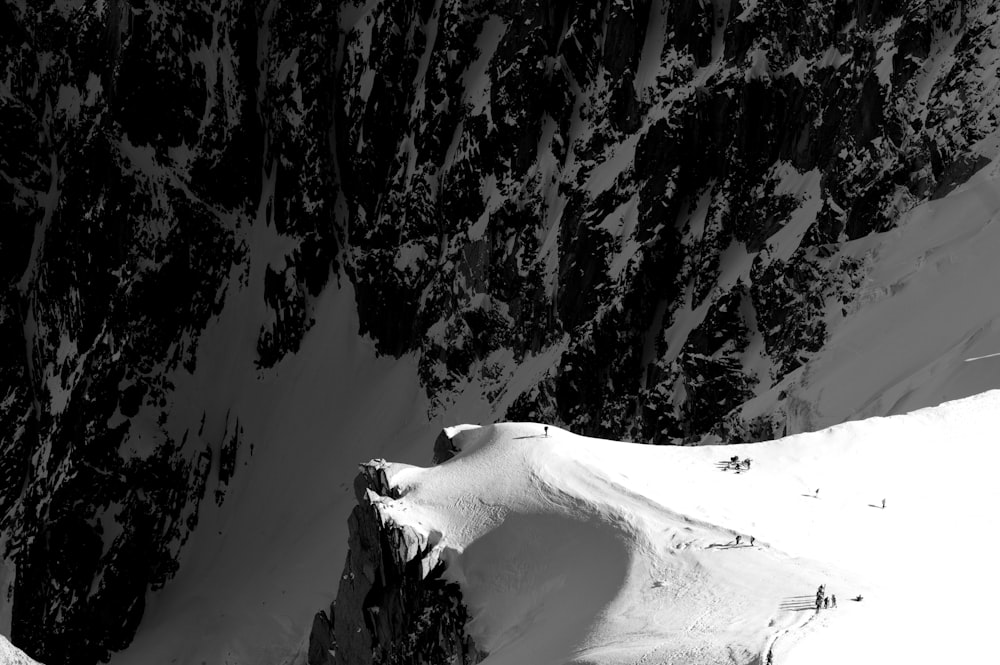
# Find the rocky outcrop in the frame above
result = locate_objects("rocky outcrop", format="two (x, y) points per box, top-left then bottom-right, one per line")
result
(311, 461), (483, 665)
(432, 427), (473, 465)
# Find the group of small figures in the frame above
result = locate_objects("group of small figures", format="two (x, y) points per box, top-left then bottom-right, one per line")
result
(727, 455), (751, 471)
(815, 584), (837, 610)
(815, 584), (865, 611)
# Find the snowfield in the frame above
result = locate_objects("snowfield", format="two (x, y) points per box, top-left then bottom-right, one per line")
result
(374, 392), (1000, 665)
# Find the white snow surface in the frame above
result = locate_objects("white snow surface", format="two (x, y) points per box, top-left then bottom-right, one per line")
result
(0, 635), (41, 665)
(376, 393), (1000, 665)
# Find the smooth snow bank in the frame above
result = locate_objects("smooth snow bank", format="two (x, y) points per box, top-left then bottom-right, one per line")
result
(768, 171), (1000, 432)
(0, 635), (41, 665)
(374, 392), (1000, 665)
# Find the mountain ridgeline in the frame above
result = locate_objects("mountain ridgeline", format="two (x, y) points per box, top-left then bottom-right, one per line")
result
(1, 0), (997, 662)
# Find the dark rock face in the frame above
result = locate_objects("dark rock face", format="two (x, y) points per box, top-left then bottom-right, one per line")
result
(432, 429), (461, 465)
(313, 462), (483, 665)
(1, 1), (337, 662)
(338, 0), (999, 444)
(1, 0), (998, 662)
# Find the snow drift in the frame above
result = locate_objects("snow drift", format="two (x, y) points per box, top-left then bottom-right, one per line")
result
(338, 391), (1000, 664)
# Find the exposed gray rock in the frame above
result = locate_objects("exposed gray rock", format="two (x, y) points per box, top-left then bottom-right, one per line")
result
(307, 610), (334, 665)
(432, 429), (461, 465)
(320, 462), (483, 665)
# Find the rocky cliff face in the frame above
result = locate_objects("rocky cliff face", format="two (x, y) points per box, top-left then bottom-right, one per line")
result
(1, 1), (338, 661)
(1, 0), (998, 662)
(310, 460), (483, 665)
(337, 0), (999, 442)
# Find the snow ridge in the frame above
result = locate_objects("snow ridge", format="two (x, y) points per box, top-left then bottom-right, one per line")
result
(340, 392), (1000, 665)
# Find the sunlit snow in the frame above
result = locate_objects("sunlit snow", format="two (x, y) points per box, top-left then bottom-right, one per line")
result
(375, 392), (1000, 665)
(0, 634), (41, 665)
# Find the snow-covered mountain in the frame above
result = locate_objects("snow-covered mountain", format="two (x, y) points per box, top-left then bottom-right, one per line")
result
(325, 392), (1000, 665)
(2, 0), (1000, 663)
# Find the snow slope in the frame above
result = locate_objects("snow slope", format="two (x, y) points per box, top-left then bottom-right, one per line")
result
(107, 282), (482, 665)
(372, 391), (1000, 665)
(0, 635), (41, 665)
(747, 167), (1000, 434)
